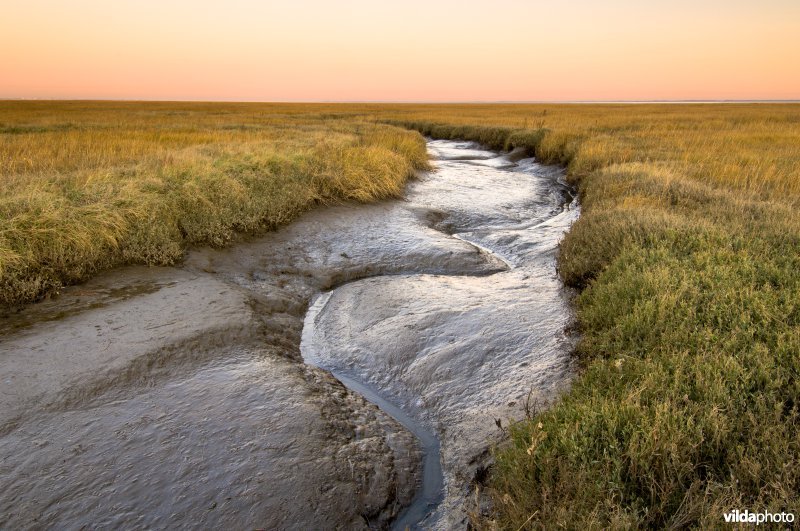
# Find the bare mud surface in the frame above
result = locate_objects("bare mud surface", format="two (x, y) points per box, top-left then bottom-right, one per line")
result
(0, 139), (577, 529)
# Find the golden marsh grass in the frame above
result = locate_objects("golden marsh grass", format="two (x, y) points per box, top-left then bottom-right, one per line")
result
(3, 100), (800, 528)
(0, 101), (428, 305)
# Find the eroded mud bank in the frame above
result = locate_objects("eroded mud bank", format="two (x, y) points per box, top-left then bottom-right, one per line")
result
(0, 140), (577, 529)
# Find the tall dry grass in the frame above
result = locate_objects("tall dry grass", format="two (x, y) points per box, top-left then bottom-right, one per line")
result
(0, 101), (428, 306)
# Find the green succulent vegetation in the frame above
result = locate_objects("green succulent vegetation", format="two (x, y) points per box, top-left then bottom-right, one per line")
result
(2, 100), (799, 528)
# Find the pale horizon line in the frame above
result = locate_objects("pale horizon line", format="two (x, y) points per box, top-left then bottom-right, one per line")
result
(3, 98), (800, 105)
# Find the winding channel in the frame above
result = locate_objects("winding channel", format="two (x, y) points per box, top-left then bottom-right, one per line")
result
(0, 139), (578, 529)
(300, 140), (580, 528)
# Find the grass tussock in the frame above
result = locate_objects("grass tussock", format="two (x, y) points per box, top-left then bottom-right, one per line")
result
(0, 101), (428, 306)
(384, 104), (800, 528)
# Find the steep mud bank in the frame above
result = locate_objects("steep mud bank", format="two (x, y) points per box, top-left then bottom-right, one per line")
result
(0, 139), (576, 529)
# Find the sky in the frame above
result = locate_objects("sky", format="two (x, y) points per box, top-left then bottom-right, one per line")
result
(1, 0), (799, 102)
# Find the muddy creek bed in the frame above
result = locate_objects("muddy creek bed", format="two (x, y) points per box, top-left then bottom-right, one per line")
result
(0, 140), (578, 529)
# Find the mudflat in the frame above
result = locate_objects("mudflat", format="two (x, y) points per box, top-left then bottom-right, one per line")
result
(0, 140), (576, 529)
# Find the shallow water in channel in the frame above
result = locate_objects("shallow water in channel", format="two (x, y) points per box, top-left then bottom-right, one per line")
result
(0, 140), (577, 529)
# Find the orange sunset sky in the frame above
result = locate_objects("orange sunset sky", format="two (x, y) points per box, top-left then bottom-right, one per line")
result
(2, 0), (799, 102)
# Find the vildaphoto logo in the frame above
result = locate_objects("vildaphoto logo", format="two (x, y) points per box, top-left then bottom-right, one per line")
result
(723, 509), (795, 525)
